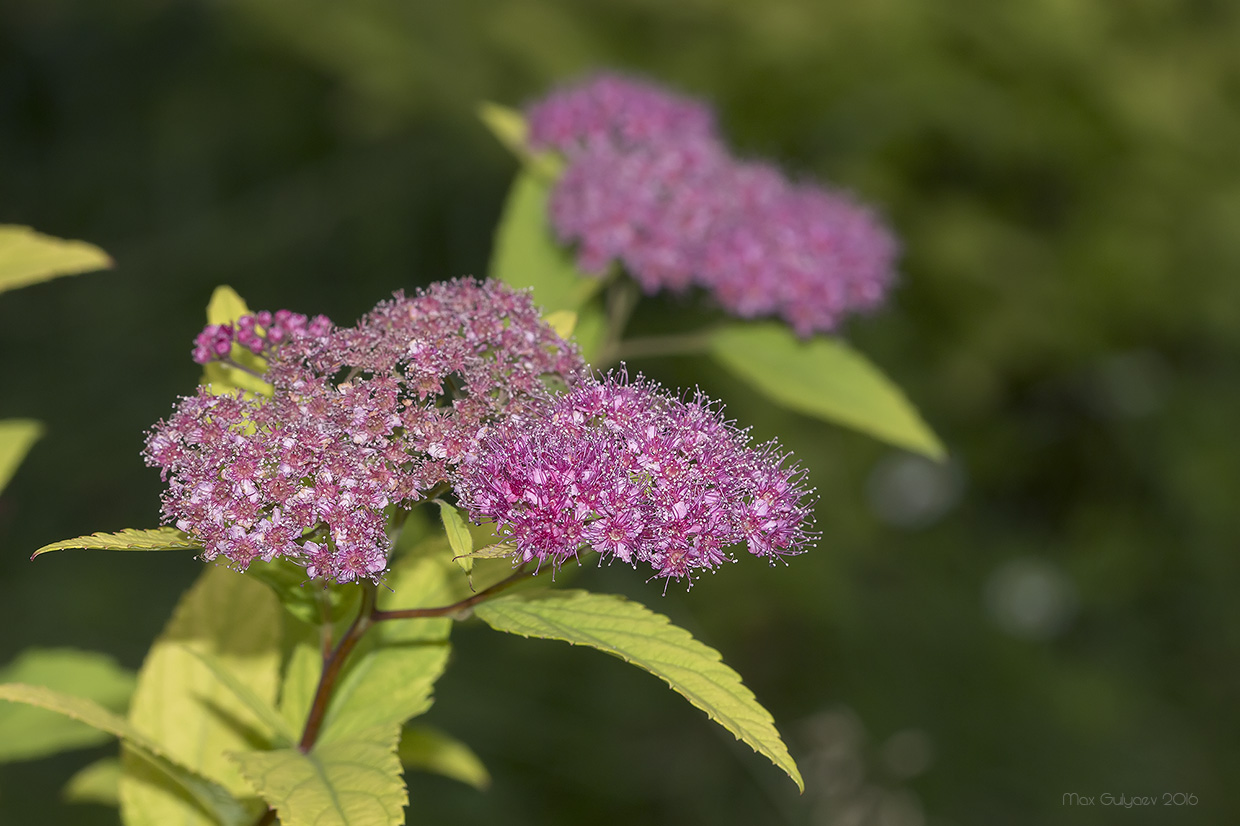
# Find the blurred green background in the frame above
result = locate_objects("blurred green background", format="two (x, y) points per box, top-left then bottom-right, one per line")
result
(2, 1), (1238, 824)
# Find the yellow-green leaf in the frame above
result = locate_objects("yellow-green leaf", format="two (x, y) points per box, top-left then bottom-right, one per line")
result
(120, 565), (282, 826)
(399, 724), (490, 791)
(543, 309), (578, 338)
(231, 724), (406, 826)
(0, 648), (135, 763)
(0, 225), (112, 294)
(64, 757), (121, 806)
(477, 102), (564, 180)
(0, 684), (252, 825)
(474, 589), (804, 791)
(488, 170), (605, 315)
(435, 499), (474, 575)
(201, 285), (274, 397)
(32, 527), (199, 559)
(0, 419), (44, 497)
(710, 322), (946, 460)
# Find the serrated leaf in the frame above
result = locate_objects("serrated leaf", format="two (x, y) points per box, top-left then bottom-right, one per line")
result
(435, 499), (474, 575)
(475, 589), (804, 791)
(488, 170), (605, 315)
(317, 553), (455, 744)
(0, 648), (135, 763)
(477, 102), (564, 180)
(231, 724), (406, 826)
(201, 285), (274, 397)
(0, 419), (44, 496)
(710, 322), (946, 460)
(31, 527), (199, 559)
(0, 225), (112, 294)
(64, 757), (121, 806)
(120, 565), (282, 826)
(399, 724), (490, 791)
(0, 684), (252, 825)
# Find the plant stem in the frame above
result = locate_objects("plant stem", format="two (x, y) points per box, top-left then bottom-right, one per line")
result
(221, 357), (268, 380)
(610, 331), (714, 362)
(372, 565), (532, 621)
(297, 580), (378, 752)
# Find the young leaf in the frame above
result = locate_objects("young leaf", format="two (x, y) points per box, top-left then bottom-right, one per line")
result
(63, 757), (121, 806)
(0, 684), (253, 826)
(488, 170), (604, 315)
(120, 565), (283, 826)
(31, 527), (199, 559)
(0, 419), (43, 496)
(399, 724), (490, 791)
(0, 648), (136, 763)
(0, 225), (112, 294)
(316, 553), (455, 744)
(201, 284), (274, 397)
(474, 589), (805, 792)
(435, 499), (474, 575)
(710, 322), (946, 460)
(230, 724), (406, 826)
(477, 102), (564, 180)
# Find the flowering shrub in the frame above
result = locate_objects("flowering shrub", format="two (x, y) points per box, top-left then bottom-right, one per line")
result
(0, 73), (942, 826)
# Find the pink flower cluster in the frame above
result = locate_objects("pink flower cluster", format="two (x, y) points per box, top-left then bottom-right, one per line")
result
(526, 73), (899, 336)
(454, 372), (816, 585)
(145, 279), (583, 582)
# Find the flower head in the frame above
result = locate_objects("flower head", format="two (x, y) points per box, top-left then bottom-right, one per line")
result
(453, 370), (817, 585)
(526, 72), (900, 336)
(146, 279), (584, 582)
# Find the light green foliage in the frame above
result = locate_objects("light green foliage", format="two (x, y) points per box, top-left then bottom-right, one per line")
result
(31, 527), (199, 559)
(246, 557), (364, 627)
(710, 322), (946, 460)
(474, 589), (804, 792)
(478, 102), (563, 180)
(542, 309), (577, 338)
(316, 553), (455, 744)
(0, 684), (252, 826)
(398, 724), (490, 791)
(434, 499), (474, 575)
(231, 724), (406, 826)
(488, 170), (605, 315)
(63, 758), (122, 806)
(0, 225), (111, 295)
(0, 419), (43, 497)
(202, 285), (274, 397)
(180, 647), (296, 748)
(0, 649), (136, 763)
(119, 565), (282, 826)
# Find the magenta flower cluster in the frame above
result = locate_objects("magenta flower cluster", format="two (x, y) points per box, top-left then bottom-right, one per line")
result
(145, 279), (583, 582)
(525, 73), (899, 336)
(455, 372), (816, 585)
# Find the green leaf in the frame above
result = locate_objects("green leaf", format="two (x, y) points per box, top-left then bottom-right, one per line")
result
(64, 757), (121, 806)
(0, 648), (136, 763)
(0, 684), (252, 825)
(316, 553), (455, 744)
(201, 285), (274, 397)
(179, 646), (296, 748)
(488, 170), (605, 315)
(435, 499), (474, 575)
(120, 565), (282, 826)
(31, 527), (199, 559)
(474, 589), (804, 791)
(452, 541), (517, 562)
(543, 309), (578, 338)
(709, 322), (946, 460)
(477, 102), (564, 180)
(0, 225), (112, 294)
(399, 724), (490, 791)
(231, 724), (406, 826)
(0, 419), (43, 497)
(246, 557), (363, 627)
